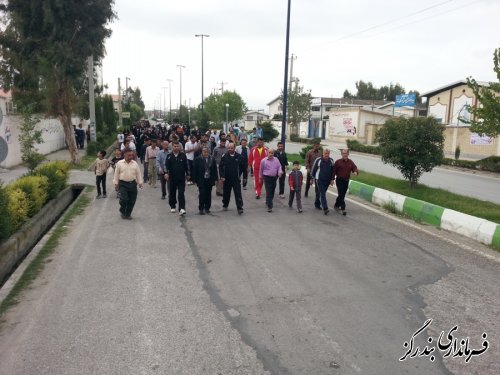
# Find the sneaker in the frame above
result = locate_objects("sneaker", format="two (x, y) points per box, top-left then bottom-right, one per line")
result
(279, 194), (285, 199)
(170, 208), (176, 213)
(179, 209), (186, 216)
(324, 209), (329, 215)
(223, 206), (228, 211)
(267, 207), (272, 213)
(237, 209), (244, 215)
(298, 209), (303, 213)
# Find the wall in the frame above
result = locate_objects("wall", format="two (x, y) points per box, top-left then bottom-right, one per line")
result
(444, 126), (499, 159)
(0, 110), (83, 168)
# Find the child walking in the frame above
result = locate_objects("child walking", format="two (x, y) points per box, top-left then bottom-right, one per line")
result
(95, 150), (109, 199)
(288, 161), (303, 213)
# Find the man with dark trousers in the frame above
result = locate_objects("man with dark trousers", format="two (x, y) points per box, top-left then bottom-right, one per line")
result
(113, 148), (144, 219)
(235, 139), (249, 190)
(219, 143), (244, 215)
(165, 141), (189, 216)
(311, 148), (335, 215)
(274, 141), (289, 199)
(304, 141), (322, 198)
(192, 147), (218, 215)
(333, 149), (358, 216)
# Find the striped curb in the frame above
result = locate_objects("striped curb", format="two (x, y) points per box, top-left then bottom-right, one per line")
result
(348, 180), (500, 249)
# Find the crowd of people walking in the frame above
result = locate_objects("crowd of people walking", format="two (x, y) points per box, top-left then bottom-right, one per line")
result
(99, 120), (358, 220)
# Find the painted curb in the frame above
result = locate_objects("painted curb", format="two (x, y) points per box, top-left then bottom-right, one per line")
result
(348, 180), (499, 249)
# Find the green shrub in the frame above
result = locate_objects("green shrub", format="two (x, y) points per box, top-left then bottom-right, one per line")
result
(290, 134), (321, 144)
(86, 132), (116, 156)
(346, 139), (381, 155)
(477, 156), (500, 172)
(34, 161), (70, 200)
(9, 175), (49, 217)
(6, 187), (29, 232)
(0, 184), (11, 240)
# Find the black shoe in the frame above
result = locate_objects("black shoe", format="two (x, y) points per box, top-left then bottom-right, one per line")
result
(256, 195), (260, 199)
(342, 211), (347, 216)
(161, 195), (166, 200)
(102, 194), (107, 198)
(121, 214), (126, 219)
(324, 209), (329, 215)
(126, 216), (133, 220)
(223, 206), (228, 211)
(205, 210), (211, 214)
(199, 210), (205, 215)
(237, 209), (244, 215)
(304, 193), (308, 198)
(334, 206), (340, 213)
(267, 207), (272, 212)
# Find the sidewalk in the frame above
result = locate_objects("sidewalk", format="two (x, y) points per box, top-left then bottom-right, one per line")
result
(0, 148), (84, 185)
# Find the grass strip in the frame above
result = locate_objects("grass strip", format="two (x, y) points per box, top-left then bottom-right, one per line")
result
(71, 154), (96, 170)
(352, 170), (500, 224)
(287, 153), (305, 166)
(0, 187), (91, 317)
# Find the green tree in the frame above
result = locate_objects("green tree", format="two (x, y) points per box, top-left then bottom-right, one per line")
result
(464, 47), (500, 138)
(260, 121), (279, 143)
(18, 105), (45, 172)
(0, 0), (116, 163)
(343, 80), (421, 103)
(281, 85), (311, 136)
(375, 117), (444, 187)
(204, 91), (247, 126)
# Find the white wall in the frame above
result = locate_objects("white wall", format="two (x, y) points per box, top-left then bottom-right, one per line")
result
(0, 111), (82, 168)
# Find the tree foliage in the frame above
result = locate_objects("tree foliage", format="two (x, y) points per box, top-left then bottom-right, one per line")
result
(96, 94), (117, 134)
(465, 47), (500, 138)
(280, 85), (311, 136)
(18, 105), (45, 172)
(260, 121), (279, 143)
(375, 117), (444, 187)
(343, 80), (421, 103)
(0, 0), (116, 163)
(204, 91), (247, 126)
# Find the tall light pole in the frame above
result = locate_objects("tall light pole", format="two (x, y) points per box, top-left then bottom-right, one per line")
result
(195, 34), (210, 112)
(225, 103), (229, 133)
(176, 65), (185, 121)
(162, 86), (168, 120)
(281, 0), (292, 149)
(167, 79), (173, 123)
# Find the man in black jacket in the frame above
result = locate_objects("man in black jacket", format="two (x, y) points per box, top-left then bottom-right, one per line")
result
(275, 141), (289, 198)
(192, 147), (218, 215)
(219, 143), (244, 215)
(165, 141), (190, 216)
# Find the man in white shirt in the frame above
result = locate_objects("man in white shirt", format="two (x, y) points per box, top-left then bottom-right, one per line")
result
(184, 135), (199, 185)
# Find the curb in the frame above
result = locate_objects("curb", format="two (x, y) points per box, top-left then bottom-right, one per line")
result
(348, 180), (500, 249)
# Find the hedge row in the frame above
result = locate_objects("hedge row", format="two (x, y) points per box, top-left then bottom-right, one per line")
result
(290, 135), (322, 144)
(0, 161), (70, 241)
(346, 139), (500, 173)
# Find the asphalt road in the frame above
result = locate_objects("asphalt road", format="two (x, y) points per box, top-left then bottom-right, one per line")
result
(0, 169), (498, 375)
(284, 142), (500, 205)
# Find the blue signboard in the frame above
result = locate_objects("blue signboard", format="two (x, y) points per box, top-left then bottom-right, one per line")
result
(395, 94), (416, 108)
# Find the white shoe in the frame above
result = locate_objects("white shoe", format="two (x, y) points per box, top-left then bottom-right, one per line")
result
(179, 209), (186, 216)
(171, 208), (176, 213)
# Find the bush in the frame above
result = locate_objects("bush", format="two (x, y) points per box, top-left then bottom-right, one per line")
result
(9, 175), (49, 217)
(290, 134), (321, 144)
(346, 139), (381, 155)
(477, 156), (500, 172)
(6, 187), (29, 232)
(442, 158), (478, 169)
(260, 121), (279, 143)
(300, 143), (323, 160)
(0, 184), (11, 240)
(34, 161), (70, 200)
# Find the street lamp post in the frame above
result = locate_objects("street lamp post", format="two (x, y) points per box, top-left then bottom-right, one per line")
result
(176, 65), (185, 122)
(167, 79), (173, 123)
(281, 0), (292, 149)
(225, 103), (229, 133)
(195, 34), (209, 112)
(162, 86), (168, 120)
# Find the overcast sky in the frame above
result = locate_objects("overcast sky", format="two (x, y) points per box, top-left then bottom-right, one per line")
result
(101, 0), (500, 113)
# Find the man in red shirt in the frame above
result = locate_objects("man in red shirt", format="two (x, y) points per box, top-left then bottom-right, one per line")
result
(333, 149), (359, 216)
(248, 138), (268, 199)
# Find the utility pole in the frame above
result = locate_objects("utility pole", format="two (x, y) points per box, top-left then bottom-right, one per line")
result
(195, 34), (209, 111)
(162, 87), (167, 119)
(125, 77), (131, 100)
(176, 65), (185, 121)
(281, 0), (292, 147)
(218, 81), (228, 94)
(118, 77), (123, 129)
(289, 54), (297, 93)
(167, 79), (173, 123)
(87, 55), (96, 142)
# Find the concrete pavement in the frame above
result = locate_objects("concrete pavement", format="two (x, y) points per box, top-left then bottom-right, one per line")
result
(0, 166), (498, 375)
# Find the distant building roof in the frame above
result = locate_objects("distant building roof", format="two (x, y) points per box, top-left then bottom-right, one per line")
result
(421, 80), (491, 97)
